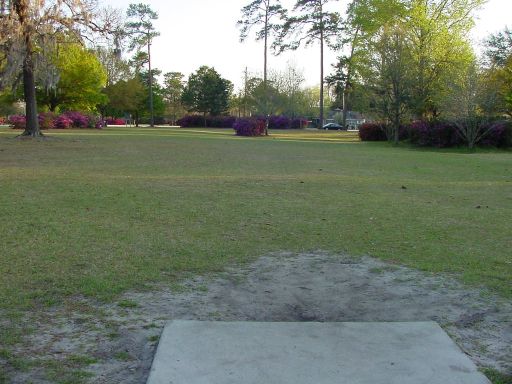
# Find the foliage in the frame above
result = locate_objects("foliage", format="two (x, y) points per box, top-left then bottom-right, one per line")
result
(291, 118), (309, 129)
(106, 118), (126, 126)
(38, 112), (57, 130)
(177, 115), (236, 128)
(268, 115), (291, 129)
(9, 112), (104, 130)
(238, 0), (287, 131)
(8, 115), (26, 130)
(103, 77), (146, 124)
(162, 72), (186, 124)
(0, 0), (115, 136)
(484, 27), (512, 67)
(407, 120), (461, 147)
(358, 122), (387, 141)
(125, 3), (160, 126)
(482, 29), (512, 117)
(340, 0), (482, 123)
(54, 114), (74, 129)
(62, 111), (89, 128)
(181, 66), (233, 117)
(274, 0), (341, 126)
(233, 118), (266, 136)
(405, 120), (511, 148)
(37, 43), (108, 113)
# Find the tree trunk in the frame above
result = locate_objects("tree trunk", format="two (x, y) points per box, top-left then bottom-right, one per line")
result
(264, 6), (269, 136)
(148, 39), (155, 127)
(319, 20), (324, 129)
(21, 43), (41, 137)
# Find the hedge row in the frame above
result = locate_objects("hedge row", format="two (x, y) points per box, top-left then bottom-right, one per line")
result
(176, 115), (237, 128)
(8, 112), (104, 130)
(177, 114), (308, 129)
(359, 120), (512, 148)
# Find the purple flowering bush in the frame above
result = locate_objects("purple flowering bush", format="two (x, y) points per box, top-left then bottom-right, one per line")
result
(54, 115), (73, 129)
(106, 117), (125, 125)
(480, 121), (512, 148)
(233, 118), (265, 136)
(38, 112), (57, 130)
(177, 115), (236, 128)
(358, 122), (388, 141)
(291, 118), (308, 129)
(407, 120), (460, 147)
(268, 115), (290, 129)
(63, 111), (89, 128)
(8, 115), (27, 129)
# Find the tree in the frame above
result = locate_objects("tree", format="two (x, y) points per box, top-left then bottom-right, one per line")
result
(138, 68), (165, 123)
(38, 43), (107, 112)
(327, 0), (405, 128)
(274, 0), (340, 127)
(373, 23), (413, 143)
(406, 0), (482, 119)
(104, 77), (146, 124)
(484, 27), (512, 67)
(238, 0), (286, 134)
(162, 72), (186, 125)
(181, 66), (233, 124)
(482, 27), (512, 117)
(125, 3), (160, 127)
(0, 0), (114, 136)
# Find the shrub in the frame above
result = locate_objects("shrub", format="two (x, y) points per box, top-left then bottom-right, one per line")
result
(38, 112), (56, 130)
(480, 121), (512, 148)
(63, 111), (89, 128)
(0, 117), (6, 125)
(86, 114), (105, 129)
(8, 115), (26, 129)
(106, 117), (125, 125)
(177, 115), (205, 127)
(233, 118), (265, 136)
(177, 115), (236, 128)
(269, 115), (291, 129)
(208, 116), (237, 128)
(290, 118), (308, 129)
(359, 122), (387, 141)
(54, 115), (73, 129)
(407, 120), (460, 148)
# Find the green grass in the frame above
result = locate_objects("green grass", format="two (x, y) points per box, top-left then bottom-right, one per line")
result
(0, 125), (510, 315)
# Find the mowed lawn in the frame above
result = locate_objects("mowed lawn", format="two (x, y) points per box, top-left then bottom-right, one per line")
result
(0, 126), (511, 313)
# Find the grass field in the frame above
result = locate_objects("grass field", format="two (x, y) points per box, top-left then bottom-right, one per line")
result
(0, 125), (511, 315)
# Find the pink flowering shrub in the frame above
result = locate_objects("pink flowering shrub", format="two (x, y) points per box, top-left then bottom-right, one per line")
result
(8, 115), (26, 129)
(233, 118), (265, 136)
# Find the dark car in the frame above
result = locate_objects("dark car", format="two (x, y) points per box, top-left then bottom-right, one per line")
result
(322, 123), (345, 130)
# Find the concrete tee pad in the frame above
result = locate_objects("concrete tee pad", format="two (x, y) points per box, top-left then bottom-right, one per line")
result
(147, 321), (490, 384)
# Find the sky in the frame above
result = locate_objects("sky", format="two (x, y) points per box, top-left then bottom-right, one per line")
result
(103, 0), (512, 90)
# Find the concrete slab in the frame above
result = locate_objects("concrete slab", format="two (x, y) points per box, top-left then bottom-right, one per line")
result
(147, 321), (490, 384)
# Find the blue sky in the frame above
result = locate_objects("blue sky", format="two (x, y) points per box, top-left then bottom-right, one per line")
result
(104, 0), (512, 89)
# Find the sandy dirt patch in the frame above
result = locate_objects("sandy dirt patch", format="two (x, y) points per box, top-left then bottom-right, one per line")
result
(5, 252), (512, 383)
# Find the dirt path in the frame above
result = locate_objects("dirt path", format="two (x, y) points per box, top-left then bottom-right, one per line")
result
(6, 252), (512, 383)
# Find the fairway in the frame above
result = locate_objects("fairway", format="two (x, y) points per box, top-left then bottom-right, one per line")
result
(0, 125), (511, 314)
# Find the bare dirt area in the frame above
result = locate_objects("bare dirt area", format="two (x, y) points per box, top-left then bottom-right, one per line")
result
(5, 252), (512, 383)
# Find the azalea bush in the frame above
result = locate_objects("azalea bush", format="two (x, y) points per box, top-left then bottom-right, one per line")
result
(38, 112), (57, 130)
(54, 114), (73, 129)
(63, 111), (89, 128)
(233, 118), (265, 136)
(106, 117), (125, 126)
(177, 115), (236, 128)
(407, 120), (461, 148)
(8, 115), (27, 129)
(358, 122), (388, 141)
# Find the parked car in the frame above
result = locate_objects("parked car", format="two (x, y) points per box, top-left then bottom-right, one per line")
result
(322, 123), (346, 130)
